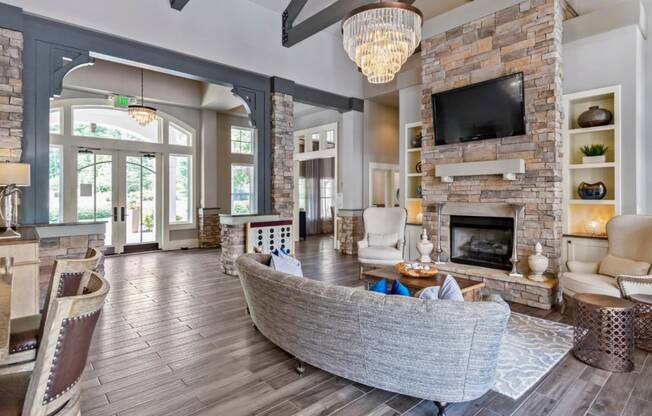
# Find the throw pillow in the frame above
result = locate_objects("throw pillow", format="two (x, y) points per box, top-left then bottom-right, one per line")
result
(370, 279), (390, 294)
(391, 280), (410, 296)
(270, 251), (303, 277)
(599, 254), (651, 278)
(367, 232), (399, 247)
(438, 275), (464, 301)
(417, 286), (440, 300)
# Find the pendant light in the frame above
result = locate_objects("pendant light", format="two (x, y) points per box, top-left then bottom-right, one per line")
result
(342, 1), (423, 84)
(128, 69), (157, 126)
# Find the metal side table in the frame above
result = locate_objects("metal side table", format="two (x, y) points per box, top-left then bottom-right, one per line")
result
(573, 294), (635, 372)
(630, 293), (652, 352)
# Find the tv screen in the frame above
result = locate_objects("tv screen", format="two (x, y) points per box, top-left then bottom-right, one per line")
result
(432, 73), (526, 146)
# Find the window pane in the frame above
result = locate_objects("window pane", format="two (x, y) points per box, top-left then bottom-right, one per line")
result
(326, 129), (335, 149)
(231, 126), (254, 155)
(320, 178), (334, 219)
(49, 146), (62, 223)
(311, 133), (320, 151)
(169, 123), (191, 146)
(77, 153), (113, 246)
(298, 178), (306, 211)
(73, 107), (161, 143)
(50, 109), (62, 135)
(231, 165), (253, 214)
(169, 155), (192, 223)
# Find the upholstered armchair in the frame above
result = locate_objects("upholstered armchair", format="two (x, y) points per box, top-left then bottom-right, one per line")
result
(561, 215), (652, 307)
(357, 207), (407, 274)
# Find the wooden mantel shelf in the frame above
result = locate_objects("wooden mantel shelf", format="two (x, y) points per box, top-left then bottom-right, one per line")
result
(435, 159), (525, 182)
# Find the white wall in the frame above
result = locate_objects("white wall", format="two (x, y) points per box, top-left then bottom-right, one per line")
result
(340, 111), (364, 209)
(563, 24), (646, 214)
(363, 100), (399, 208)
(5, 0), (363, 97)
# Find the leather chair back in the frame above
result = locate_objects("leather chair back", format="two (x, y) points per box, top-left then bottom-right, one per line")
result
(607, 215), (652, 263)
(362, 207), (407, 247)
(39, 248), (103, 337)
(22, 272), (109, 416)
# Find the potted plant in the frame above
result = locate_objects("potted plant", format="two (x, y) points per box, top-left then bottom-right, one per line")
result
(580, 144), (608, 164)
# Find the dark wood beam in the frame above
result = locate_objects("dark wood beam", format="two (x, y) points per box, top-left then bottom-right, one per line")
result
(283, 0), (416, 47)
(169, 0), (190, 11)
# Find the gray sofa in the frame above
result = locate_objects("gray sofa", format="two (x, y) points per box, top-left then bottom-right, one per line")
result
(236, 254), (510, 415)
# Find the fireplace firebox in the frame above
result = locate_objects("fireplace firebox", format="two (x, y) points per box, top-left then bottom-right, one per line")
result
(450, 215), (514, 271)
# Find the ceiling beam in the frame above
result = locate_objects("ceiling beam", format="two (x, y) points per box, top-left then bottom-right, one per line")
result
(169, 0), (190, 11)
(282, 0), (417, 47)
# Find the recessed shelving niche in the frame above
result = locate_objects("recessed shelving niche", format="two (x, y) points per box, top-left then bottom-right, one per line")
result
(563, 86), (621, 237)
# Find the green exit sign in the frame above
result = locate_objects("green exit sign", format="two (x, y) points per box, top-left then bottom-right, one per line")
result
(114, 95), (131, 107)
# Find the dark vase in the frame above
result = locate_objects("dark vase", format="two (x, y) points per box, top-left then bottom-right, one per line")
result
(416, 185), (423, 198)
(578, 182), (607, 200)
(411, 133), (422, 148)
(577, 106), (613, 128)
(416, 161), (422, 173)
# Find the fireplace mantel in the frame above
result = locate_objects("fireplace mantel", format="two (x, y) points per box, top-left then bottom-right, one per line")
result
(435, 159), (525, 182)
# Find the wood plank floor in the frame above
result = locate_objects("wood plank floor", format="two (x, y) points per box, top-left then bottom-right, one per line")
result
(77, 235), (652, 416)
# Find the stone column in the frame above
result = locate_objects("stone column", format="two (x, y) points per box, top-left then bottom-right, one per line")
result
(271, 92), (294, 219)
(337, 210), (365, 256)
(220, 222), (246, 276)
(198, 208), (220, 248)
(0, 28), (23, 162)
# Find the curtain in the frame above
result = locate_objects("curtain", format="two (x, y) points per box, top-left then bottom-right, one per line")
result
(301, 158), (335, 236)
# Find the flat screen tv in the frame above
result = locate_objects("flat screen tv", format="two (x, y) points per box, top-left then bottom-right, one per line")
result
(432, 73), (526, 146)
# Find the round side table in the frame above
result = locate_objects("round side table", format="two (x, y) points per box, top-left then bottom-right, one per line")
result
(630, 293), (652, 352)
(573, 294), (635, 372)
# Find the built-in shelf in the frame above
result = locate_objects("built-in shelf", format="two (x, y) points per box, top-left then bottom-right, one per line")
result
(407, 198), (422, 203)
(403, 122), (424, 225)
(407, 148), (422, 153)
(435, 159), (525, 182)
(567, 125), (616, 135)
(569, 199), (616, 205)
(407, 173), (424, 177)
(569, 163), (615, 170)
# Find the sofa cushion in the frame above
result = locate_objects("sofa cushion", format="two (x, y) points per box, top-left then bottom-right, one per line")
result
(390, 280), (410, 296)
(561, 272), (621, 297)
(370, 279), (389, 294)
(270, 251), (303, 277)
(599, 254), (651, 278)
(358, 246), (403, 261)
(368, 232), (398, 248)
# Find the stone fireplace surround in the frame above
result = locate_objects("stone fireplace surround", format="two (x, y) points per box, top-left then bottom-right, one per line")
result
(418, 0), (564, 309)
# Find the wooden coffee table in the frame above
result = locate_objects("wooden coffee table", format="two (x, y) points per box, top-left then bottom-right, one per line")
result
(361, 266), (486, 301)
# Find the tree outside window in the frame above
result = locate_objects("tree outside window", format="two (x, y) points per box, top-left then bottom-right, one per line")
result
(231, 164), (254, 214)
(231, 126), (254, 154)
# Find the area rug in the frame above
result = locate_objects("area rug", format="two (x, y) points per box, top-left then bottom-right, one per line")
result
(492, 313), (574, 400)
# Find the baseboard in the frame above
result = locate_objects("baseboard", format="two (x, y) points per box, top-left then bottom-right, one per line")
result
(164, 238), (199, 251)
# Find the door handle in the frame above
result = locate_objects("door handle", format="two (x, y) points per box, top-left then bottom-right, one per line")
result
(121, 207), (125, 222)
(113, 207), (118, 222)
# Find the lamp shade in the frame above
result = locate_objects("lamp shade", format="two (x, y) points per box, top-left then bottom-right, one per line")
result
(0, 163), (31, 186)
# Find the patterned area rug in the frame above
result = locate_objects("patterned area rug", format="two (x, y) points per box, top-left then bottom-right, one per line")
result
(493, 312), (574, 400)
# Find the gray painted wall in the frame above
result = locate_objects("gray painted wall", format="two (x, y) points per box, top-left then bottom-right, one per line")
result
(363, 100), (399, 208)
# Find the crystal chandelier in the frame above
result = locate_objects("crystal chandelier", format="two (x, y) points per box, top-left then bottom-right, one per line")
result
(128, 69), (157, 126)
(342, 2), (423, 84)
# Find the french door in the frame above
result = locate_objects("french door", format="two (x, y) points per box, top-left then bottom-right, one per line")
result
(76, 149), (162, 254)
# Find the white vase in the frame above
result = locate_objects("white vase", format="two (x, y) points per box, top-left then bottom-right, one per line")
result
(416, 228), (434, 263)
(528, 242), (549, 282)
(582, 155), (606, 164)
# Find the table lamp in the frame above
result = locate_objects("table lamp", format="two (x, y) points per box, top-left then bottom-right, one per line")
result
(0, 162), (31, 239)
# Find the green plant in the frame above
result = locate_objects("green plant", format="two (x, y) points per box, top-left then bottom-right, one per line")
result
(580, 144), (608, 157)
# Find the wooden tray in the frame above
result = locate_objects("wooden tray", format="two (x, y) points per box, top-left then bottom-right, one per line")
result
(394, 262), (439, 278)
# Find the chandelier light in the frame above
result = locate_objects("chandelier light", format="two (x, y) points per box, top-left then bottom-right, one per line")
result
(128, 69), (157, 126)
(342, 2), (423, 84)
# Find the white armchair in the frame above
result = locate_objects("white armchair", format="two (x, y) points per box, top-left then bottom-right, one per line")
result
(561, 215), (652, 306)
(358, 207), (407, 274)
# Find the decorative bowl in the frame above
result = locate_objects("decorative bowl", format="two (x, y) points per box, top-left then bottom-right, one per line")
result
(395, 262), (439, 278)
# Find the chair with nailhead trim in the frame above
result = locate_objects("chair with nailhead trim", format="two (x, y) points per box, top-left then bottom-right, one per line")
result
(0, 271), (109, 416)
(0, 248), (102, 370)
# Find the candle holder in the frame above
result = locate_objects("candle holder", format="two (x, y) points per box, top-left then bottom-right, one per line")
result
(509, 203), (525, 278)
(434, 202), (446, 265)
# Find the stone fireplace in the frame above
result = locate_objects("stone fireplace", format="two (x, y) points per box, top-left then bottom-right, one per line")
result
(450, 215), (514, 271)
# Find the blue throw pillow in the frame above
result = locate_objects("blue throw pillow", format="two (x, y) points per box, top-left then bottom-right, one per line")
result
(370, 279), (390, 294)
(391, 280), (410, 297)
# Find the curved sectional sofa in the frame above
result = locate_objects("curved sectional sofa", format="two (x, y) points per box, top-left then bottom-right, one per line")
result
(236, 254), (510, 414)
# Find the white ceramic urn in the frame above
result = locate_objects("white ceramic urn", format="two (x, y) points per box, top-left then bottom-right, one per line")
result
(528, 242), (549, 282)
(416, 228), (434, 263)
